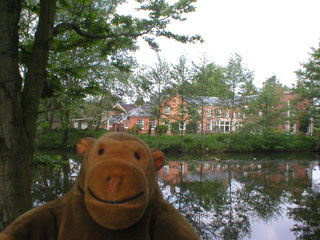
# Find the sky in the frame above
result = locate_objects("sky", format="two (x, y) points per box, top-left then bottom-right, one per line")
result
(126, 0), (320, 89)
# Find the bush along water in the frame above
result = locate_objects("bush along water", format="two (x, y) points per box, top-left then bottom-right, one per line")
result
(35, 129), (318, 153)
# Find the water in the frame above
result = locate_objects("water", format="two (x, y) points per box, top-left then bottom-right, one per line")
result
(2, 151), (320, 239)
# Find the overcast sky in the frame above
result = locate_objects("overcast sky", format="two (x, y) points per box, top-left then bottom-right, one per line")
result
(129, 0), (320, 88)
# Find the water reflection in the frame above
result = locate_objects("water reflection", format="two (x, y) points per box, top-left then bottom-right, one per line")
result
(1, 153), (320, 240)
(158, 158), (320, 240)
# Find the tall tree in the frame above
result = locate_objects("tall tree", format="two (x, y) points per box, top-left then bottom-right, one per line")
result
(224, 53), (255, 149)
(147, 56), (171, 147)
(295, 42), (320, 149)
(244, 75), (287, 133)
(170, 55), (194, 150)
(0, 0), (201, 223)
(192, 57), (227, 150)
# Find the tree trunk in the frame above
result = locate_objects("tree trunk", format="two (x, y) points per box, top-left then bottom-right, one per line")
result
(61, 110), (71, 147)
(315, 136), (320, 151)
(0, 0), (57, 226)
(201, 98), (204, 151)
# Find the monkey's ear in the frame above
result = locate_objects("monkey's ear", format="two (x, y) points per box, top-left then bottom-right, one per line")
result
(76, 137), (95, 157)
(151, 149), (166, 170)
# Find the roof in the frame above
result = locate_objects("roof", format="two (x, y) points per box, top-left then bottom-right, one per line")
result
(127, 106), (152, 117)
(187, 97), (222, 106)
(109, 115), (124, 125)
(119, 104), (136, 113)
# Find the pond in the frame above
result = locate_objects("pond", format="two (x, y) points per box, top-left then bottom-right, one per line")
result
(2, 151), (320, 240)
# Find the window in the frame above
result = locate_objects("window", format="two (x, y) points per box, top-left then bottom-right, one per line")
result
(179, 121), (186, 131)
(164, 106), (171, 115)
(124, 122), (129, 128)
(149, 120), (155, 130)
(225, 121), (230, 133)
(225, 110), (229, 118)
(137, 119), (144, 129)
(233, 112), (237, 119)
(206, 109), (212, 117)
(179, 164), (185, 173)
(213, 120), (230, 133)
(216, 109), (221, 118)
(206, 123), (211, 131)
(165, 121), (171, 131)
(288, 123), (296, 134)
(196, 124), (200, 132)
(163, 166), (169, 175)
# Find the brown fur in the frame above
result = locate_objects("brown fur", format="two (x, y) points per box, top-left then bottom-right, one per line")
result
(0, 132), (199, 240)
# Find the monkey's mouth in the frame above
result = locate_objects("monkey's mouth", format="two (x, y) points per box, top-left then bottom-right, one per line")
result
(88, 188), (144, 205)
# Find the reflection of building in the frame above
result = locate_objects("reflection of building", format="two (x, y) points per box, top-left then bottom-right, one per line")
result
(158, 161), (317, 196)
(158, 162), (189, 185)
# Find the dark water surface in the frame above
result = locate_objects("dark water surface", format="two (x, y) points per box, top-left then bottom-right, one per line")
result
(2, 151), (320, 239)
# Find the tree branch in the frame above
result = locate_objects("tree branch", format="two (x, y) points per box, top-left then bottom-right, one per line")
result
(53, 22), (152, 40)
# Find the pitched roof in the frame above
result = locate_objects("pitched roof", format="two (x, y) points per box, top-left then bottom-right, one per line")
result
(187, 97), (222, 106)
(127, 106), (152, 117)
(119, 104), (136, 113)
(109, 115), (124, 125)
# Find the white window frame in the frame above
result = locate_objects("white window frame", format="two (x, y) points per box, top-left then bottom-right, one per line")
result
(124, 122), (129, 128)
(149, 120), (156, 130)
(137, 119), (144, 129)
(216, 109), (221, 118)
(225, 110), (229, 118)
(165, 121), (171, 131)
(179, 121), (186, 131)
(164, 106), (171, 115)
(206, 109), (212, 117)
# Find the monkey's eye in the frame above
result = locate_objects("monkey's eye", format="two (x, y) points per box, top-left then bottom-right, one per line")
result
(98, 148), (104, 155)
(134, 152), (140, 160)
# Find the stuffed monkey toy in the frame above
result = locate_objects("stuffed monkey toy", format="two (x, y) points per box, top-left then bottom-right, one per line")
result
(0, 132), (199, 240)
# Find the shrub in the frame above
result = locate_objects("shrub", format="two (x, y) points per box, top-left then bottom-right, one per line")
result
(155, 125), (169, 135)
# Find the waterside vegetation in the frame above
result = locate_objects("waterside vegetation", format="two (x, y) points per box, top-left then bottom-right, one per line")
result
(35, 129), (318, 154)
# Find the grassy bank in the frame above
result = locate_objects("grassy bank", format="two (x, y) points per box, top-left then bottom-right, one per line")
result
(35, 129), (318, 153)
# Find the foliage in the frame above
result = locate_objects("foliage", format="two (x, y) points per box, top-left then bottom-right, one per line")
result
(192, 56), (228, 150)
(154, 125), (168, 135)
(225, 53), (256, 99)
(244, 75), (287, 133)
(33, 153), (68, 168)
(36, 129), (318, 153)
(288, 191), (320, 240)
(35, 128), (108, 149)
(127, 125), (142, 135)
(295, 42), (320, 148)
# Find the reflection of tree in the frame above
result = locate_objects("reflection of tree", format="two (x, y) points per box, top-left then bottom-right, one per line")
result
(288, 191), (320, 240)
(160, 160), (299, 240)
(210, 164), (251, 240)
(161, 163), (252, 240)
(31, 153), (80, 206)
(239, 168), (283, 222)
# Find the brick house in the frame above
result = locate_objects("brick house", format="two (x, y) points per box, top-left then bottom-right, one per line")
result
(103, 103), (157, 134)
(72, 87), (313, 135)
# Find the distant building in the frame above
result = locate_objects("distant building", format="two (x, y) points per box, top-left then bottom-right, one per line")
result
(71, 86), (313, 135)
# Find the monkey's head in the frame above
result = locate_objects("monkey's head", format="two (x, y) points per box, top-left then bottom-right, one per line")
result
(76, 132), (165, 230)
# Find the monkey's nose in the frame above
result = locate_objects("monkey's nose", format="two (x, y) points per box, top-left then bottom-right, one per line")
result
(106, 176), (123, 193)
